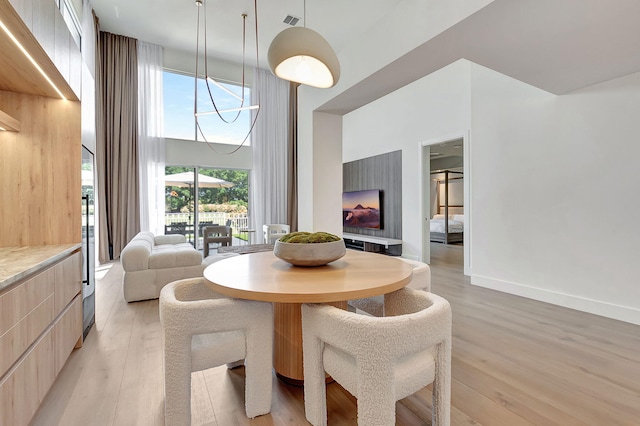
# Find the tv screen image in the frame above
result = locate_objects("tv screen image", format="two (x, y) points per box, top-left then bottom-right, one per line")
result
(342, 189), (381, 229)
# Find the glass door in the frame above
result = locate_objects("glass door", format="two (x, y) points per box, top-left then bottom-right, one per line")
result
(197, 167), (250, 249)
(165, 166), (197, 245)
(81, 146), (95, 338)
(164, 166), (250, 250)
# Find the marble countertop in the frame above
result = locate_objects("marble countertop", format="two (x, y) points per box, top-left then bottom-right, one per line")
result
(0, 244), (82, 293)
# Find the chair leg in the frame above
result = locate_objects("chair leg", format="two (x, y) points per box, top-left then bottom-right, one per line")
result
(432, 341), (451, 426)
(303, 334), (327, 426)
(244, 325), (273, 418)
(356, 365), (396, 426)
(163, 333), (193, 426)
(243, 355), (273, 418)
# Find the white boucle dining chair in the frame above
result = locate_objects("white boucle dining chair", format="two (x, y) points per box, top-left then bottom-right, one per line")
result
(302, 287), (451, 426)
(348, 258), (431, 317)
(159, 278), (273, 425)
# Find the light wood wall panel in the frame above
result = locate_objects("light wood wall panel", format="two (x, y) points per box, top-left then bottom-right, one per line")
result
(343, 150), (402, 240)
(0, 0), (78, 100)
(0, 90), (81, 247)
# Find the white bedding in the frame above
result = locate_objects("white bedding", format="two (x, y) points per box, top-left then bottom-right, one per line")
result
(430, 219), (463, 233)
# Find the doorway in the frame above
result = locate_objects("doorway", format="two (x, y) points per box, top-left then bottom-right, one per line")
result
(421, 135), (470, 275)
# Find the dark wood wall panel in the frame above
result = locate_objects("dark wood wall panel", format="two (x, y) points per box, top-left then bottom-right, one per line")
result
(343, 150), (402, 239)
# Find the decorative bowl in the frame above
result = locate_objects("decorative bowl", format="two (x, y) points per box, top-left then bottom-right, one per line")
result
(274, 238), (346, 267)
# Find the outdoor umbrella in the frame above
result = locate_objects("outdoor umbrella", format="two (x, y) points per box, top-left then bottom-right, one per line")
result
(164, 172), (234, 188)
(164, 172), (235, 244)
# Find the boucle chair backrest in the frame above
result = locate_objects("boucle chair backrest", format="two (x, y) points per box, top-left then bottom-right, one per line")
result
(160, 277), (268, 336)
(302, 287), (451, 426)
(306, 288), (450, 359)
(398, 258), (431, 292)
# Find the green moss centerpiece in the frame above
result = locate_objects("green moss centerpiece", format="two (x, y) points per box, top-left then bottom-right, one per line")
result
(274, 231), (346, 266)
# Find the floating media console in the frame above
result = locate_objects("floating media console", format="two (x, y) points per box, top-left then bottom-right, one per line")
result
(343, 233), (402, 256)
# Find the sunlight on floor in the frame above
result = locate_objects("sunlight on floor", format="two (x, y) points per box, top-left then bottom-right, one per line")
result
(95, 262), (114, 280)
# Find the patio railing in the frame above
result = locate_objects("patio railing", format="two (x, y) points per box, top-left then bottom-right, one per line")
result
(165, 212), (248, 229)
(165, 212), (250, 243)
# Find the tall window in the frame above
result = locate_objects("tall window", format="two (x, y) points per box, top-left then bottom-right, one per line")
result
(163, 71), (252, 145)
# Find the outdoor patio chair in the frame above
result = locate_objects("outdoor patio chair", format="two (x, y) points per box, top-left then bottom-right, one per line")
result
(263, 224), (290, 244)
(203, 225), (232, 257)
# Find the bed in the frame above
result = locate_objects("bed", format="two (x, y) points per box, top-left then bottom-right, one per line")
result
(430, 214), (464, 244)
(430, 169), (464, 244)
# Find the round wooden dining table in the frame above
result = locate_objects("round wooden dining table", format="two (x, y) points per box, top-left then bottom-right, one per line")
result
(203, 249), (413, 384)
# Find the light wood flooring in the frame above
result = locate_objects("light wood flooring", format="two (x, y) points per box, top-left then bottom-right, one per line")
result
(32, 244), (640, 425)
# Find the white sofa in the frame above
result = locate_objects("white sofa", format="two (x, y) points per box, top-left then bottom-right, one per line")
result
(121, 231), (223, 302)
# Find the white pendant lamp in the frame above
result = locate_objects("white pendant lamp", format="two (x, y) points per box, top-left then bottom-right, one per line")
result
(267, 3), (340, 88)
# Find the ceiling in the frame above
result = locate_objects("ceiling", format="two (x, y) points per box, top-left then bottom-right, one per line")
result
(430, 139), (462, 161)
(90, 0), (640, 115)
(319, 0), (640, 114)
(90, 0), (402, 68)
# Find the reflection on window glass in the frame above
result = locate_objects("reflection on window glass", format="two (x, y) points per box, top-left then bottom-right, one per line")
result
(163, 71), (251, 145)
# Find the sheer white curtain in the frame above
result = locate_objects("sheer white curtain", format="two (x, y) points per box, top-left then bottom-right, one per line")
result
(137, 41), (165, 235)
(249, 68), (290, 242)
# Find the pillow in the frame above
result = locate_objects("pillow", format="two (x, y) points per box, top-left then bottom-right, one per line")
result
(432, 214), (446, 220)
(451, 214), (464, 223)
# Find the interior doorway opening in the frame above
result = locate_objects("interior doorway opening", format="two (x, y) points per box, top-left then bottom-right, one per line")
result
(421, 136), (470, 275)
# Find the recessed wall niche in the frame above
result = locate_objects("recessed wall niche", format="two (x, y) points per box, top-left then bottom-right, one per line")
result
(343, 150), (402, 240)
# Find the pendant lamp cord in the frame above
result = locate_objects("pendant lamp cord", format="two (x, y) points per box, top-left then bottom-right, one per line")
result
(194, 0), (261, 155)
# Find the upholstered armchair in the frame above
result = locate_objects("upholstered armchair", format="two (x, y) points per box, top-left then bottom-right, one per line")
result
(202, 225), (232, 257)
(159, 277), (273, 424)
(302, 287), (451, 426)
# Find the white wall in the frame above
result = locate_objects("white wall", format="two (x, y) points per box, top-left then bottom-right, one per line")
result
(164, 47), (253, 85)
(165, 138), (251, 170)
(342, 60), (471, 260)
(297, 0), (640, 324)
(341, 61), (640, 324)
(310, 112), (343, 234)
(469, 64), (640, 324)
(297, 0), (492, 234)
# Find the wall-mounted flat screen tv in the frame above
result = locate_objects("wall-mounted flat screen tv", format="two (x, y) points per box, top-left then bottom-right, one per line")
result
(342, 189), (382, 229)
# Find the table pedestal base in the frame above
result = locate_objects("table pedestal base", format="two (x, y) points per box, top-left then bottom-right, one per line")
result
(273, 301), (347, 384)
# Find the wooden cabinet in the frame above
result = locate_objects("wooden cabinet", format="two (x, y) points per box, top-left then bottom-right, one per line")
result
(3, 0), (81, 100)
(0, 3), (84, 420)
(31, 0), (55, 61)
(8, 0), (33, 29)
(0, 249), (82, 426)
(0, 108), (21, 131)
(0, 90), (81, 247)
(0, 266), (55, 377)
(53, 250), (82, 314)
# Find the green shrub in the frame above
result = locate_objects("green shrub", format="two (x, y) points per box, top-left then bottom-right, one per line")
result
(180, 203), (248, 213)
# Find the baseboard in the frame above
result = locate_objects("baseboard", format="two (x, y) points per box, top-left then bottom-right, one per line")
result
(471, 275), (640, 326)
